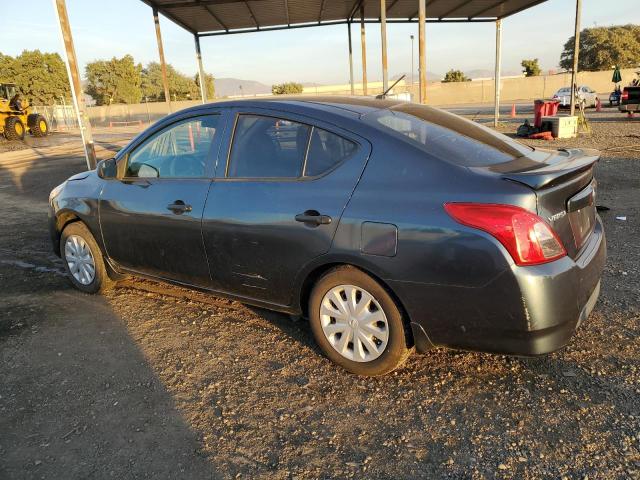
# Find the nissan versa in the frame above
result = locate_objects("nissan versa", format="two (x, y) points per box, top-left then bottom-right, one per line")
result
(48, 97), (606, 376)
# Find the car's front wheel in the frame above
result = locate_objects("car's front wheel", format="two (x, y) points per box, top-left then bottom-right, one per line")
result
(60, 222), (113, 294)
(309, 266), (413, 376)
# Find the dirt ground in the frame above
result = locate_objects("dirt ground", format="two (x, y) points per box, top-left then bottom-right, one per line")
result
(0, 107), (639, 479)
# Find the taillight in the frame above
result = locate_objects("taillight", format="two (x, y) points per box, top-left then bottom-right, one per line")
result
(621, 89), (629, 101)
(444, 203), (566, 266)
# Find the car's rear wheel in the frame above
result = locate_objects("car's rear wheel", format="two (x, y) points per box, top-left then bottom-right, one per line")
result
(309, 266), (413, 375)
(60, 222), (113, 294)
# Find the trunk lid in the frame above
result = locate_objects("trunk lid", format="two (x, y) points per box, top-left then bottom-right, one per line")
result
(476, 147), (599, 259)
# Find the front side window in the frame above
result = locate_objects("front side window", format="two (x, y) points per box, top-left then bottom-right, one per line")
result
(228, 115), (310, 178)
(126, 115), (219, 178)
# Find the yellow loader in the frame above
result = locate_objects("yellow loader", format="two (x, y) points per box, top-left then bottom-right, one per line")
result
(0, 83), (49, 140)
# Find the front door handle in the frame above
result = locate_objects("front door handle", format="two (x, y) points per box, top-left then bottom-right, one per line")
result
(167, 200), (192, 214)
(295, 210), (332, 226)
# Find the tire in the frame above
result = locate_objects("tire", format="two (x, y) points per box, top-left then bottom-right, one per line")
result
(60, 222), (114, 294)
(4, 116), (25, 141)
(308, 266), (413, 376)
(27, 114), (48, 137)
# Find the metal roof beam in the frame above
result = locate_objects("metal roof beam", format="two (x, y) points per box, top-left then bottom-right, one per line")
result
(284, 0), (290, 26)
(203, 5), (229, 30)
(409, 0), (439, 20)
(438, 0), (474, 20)
(318, 0), (326, 23)
(468, 0), (506, 19)
(161, 0), (268, 8)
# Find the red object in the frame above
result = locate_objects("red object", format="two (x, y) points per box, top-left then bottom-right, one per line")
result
(596, 98), (602, 112)
(528, 131), (554, 140)
(533, 100), (560, 128)
(510, 104), (516, 118)
(621, 89), (629, 102)
(444, 203), (566, 266)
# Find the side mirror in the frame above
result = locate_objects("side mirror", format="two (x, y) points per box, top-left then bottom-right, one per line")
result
(97, 157), (117, 179)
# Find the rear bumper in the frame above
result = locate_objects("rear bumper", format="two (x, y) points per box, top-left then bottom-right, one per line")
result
(619, 103), (640, 112)
(391, 215), (606, 355)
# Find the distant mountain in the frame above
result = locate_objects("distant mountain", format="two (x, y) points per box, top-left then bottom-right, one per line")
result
(214, 78), (271, 97)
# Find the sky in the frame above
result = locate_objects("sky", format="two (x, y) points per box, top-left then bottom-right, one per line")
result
(5, 0), (640, 86)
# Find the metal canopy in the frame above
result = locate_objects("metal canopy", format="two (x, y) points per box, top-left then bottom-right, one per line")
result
(140, 0), (547, 36)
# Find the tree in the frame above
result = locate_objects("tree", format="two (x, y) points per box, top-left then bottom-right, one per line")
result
(85, 55), (142, 105)
(521, 58), (542, 77)
(442, 69), (470, 83)
(0, 50), (71, 105)
(141, 62), (200, 102)
(194, 72), (215, 99)
(272, 82), (304, 95)
(560, 24), (640, 71)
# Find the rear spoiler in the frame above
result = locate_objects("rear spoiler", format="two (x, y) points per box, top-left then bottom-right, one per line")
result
(499, 148), (600, 190)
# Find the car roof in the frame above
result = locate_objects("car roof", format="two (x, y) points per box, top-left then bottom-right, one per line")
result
(179, 95), (405, 118)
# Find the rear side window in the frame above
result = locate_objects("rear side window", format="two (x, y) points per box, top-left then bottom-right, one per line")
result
(228, 115), (310, 178)
(365, 104), (531, 167)
(227, 114), (357, 178)
(304, 128), (357, 177)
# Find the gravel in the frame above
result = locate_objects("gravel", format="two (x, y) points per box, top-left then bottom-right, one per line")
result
(0, 109), (638, 479)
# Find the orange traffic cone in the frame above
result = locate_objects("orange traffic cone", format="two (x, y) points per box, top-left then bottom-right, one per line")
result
(596, 98), (602, 112)
(510, 104), (517, 118)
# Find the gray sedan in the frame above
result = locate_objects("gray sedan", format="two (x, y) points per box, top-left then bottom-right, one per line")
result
(48, 97), (606, 375)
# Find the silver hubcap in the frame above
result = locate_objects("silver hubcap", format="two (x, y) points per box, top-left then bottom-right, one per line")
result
(64, 235), (95, 286)
(319, 284), (389, 362)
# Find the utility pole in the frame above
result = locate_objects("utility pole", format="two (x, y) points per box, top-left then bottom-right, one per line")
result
(153, 7), (172, 111)
(410, 35), (415, 91)
(52, 0), (96, 169)
(569, 0), (582, 116)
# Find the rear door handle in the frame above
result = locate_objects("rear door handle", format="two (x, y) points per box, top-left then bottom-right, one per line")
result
(295, 210), (332, 226)
(167, 200), (192, 214)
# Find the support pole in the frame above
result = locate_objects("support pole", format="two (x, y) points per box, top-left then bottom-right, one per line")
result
(494, 19), (502, 127)
(52, 0), (96, 169)
(360, 6), (368, 95)
(569, 0), (582, 116)
(348, 22), (355, 95)
(153, 7), (171, 111)
(418, 0), (426, 103)
(194, 34), (207, 103)
(380, 0), (388, 93)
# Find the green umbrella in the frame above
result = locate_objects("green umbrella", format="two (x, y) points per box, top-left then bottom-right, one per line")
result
(612, 66), (622, 83)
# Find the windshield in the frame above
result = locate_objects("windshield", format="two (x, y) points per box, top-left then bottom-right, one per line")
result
(556, 88), (571, 94)
(363, 103), (532, 167)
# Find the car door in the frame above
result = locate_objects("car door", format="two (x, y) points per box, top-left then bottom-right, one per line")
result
(201, 109), (371, 306)
(99, 112), (227, 287)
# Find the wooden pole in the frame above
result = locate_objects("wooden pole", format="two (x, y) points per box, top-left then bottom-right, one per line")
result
(418, 0), (426, 103)
(360, 5), (368, 96)
(380, 0), (388, 93)
(494, 19), (502, 127)
(153, 7), (171, 111)
(348, 22), (355, 95)
(569, 0), (582, 116)
(194, 34), (207, 103)
(52, 0), (96, 169)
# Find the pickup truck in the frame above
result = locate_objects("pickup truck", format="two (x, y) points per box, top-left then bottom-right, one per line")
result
(619, 86), (640, 114)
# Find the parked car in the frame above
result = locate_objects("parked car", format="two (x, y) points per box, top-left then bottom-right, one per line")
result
(49, 97), (606, 376)
(553, 85), (599, 108)
(619, 85), (640, 114)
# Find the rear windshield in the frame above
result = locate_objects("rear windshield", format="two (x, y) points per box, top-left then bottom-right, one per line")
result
(363, 104), (532, 167)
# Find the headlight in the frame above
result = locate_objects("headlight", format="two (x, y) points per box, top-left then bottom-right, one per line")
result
(49, 181), (66, 203)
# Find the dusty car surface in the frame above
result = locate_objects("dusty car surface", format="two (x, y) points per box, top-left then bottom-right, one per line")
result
(48, 97), (606, 375)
